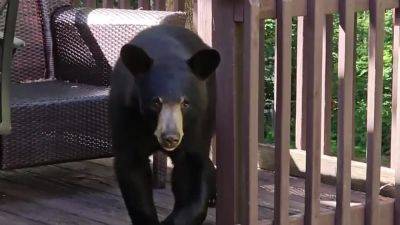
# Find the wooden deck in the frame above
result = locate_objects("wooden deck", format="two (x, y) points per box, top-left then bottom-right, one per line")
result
(0, 158), (394, 225)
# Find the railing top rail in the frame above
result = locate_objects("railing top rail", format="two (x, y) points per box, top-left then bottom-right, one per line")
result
(260, 0), (399, 19)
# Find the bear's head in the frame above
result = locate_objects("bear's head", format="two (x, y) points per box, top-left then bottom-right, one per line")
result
(120, 44), (220, 151)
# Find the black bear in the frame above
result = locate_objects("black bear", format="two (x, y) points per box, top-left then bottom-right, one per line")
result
(110, 25), (220, 225)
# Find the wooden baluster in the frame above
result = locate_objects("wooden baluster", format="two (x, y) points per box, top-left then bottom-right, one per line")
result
(197, 0), (213, 44)
(392, 7), (400, 225)
(303, 0), (324, 223)
(84, 0), (96, 8)
(172, 0), (185, 11)
(193, 0), (198, 31)
(365, 0), (384, 224)
(295, 17), (307, 151)
(274, 0), (292, 224)
(336, 0), (356, 223)
(138, 0), (150, 10)
(154, 0), (166, 10)
(71, 0), (80, 7)
(102, 0), (114, 8)
(197, 0), (215, 165)
(196, 0), (212, 51)
(118, 0), (130, 9)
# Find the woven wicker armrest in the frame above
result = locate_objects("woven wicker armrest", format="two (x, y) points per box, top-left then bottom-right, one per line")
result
(52, 8), (186, 86)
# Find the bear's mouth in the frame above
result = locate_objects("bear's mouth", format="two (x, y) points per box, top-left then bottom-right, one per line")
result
(157, 132), (183, 151)
(160, 141), (181, 151)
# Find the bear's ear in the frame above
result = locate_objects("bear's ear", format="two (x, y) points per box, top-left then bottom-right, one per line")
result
(121, 44), (153, 77)
(187, 49), (220, 80)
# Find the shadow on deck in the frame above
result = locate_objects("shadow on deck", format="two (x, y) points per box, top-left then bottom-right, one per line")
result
(0, 158), (394, 225)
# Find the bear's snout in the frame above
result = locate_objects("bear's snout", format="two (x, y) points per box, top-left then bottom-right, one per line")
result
(161, 132), (181, 149)
(154, 102), (184, 151)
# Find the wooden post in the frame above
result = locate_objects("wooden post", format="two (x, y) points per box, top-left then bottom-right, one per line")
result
(200, 0), (260, 224)
(392, 7), (400, 225)
(336, 0), (355, 222)
(365, 0), (384, 224)
(208, 0), (238, 224)
(241, 1), (259, 224)
(274, 0), (292, 224)
(303, 0), (324, 223)
(295, 17), (307, 151)
(321, 15), (333, 156)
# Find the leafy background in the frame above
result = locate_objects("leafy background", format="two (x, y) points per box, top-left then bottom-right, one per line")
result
(262, 11), (394, 164)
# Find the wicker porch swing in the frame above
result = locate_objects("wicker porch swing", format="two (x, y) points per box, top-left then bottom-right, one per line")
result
(0, 0), (185, 188)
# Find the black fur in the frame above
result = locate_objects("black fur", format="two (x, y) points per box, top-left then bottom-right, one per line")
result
(110, 25), (220, 225)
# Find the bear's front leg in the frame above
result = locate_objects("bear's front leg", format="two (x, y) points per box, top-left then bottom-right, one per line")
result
(162, 152), (215, 225)
(115, 152), (159, 225)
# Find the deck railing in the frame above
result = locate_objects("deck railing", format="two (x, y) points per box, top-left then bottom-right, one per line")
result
(196, 0), (400, 225)
(75, 0), (399, 224)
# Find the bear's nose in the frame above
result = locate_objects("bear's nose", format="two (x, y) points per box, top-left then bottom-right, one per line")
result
(161, 133), (180, 147)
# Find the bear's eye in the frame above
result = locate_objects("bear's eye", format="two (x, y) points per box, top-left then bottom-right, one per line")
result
(181, 99), (190, 109)
(152, 97), (162, 109)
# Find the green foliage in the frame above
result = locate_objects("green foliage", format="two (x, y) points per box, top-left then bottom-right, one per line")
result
(262, 20), (276, 144)
(263, 11), (395, 157)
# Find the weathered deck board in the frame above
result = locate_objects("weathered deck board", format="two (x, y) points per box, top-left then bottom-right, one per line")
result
(0, 210), (45, 225)
(0, 158), (394, 225)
